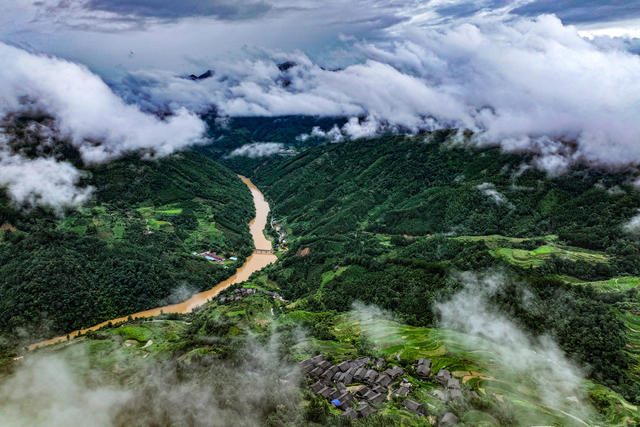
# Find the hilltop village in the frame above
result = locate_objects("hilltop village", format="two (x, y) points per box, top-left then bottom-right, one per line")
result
(300, 355), (462, 425)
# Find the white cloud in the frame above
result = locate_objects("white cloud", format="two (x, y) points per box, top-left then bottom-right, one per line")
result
(0, 354), (130, 427)
(0, 149), (93, 212)
(227, 142), (285, 158)
(113, 14), (640, 171)
(0, 42), (206, 163)
(0, 327), (303, 426)
(0, 42), (206, 209)
(476, 182), (513, 208)
(623, 212), (640, 234)
(437, 272), (594, 424)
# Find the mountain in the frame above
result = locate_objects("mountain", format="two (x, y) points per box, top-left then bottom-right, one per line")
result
(187, 70), (214, 80)
(2, 123), (640, 426)
(242, 131), (640, 407)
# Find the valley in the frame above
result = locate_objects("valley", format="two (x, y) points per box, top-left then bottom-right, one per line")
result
(3, 126), (640, 426)
(27, 175), (277, 350)
(4, 3), (640, 425)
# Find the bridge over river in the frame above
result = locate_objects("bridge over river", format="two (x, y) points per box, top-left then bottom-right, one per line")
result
(254, 248), (275, 254)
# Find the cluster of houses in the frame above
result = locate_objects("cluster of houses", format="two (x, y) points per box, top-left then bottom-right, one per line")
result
(218, 287), (285, 303)
(193, 251), (238, 264)
(193, 251), (225, 263)
(271, 218), (288, 248)
(299, 355), (461, 426)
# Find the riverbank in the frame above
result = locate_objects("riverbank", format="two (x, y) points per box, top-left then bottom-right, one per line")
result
(28, 175), (277, 350)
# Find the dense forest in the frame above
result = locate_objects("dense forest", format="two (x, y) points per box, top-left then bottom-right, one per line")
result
(0, 150), (254, 351)
(211, 129), (640, 403)
(3, 116), (640, 424)
(198, 115), (347, 175)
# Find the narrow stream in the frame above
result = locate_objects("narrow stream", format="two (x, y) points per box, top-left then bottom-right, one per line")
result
(28, 175), (277, 350)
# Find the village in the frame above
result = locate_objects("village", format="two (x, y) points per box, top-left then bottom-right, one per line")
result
(192, 251), (238, 264)
(217, 286), (285, 303)
(271, 217), (288, 251)
(299, 355), (462, 426)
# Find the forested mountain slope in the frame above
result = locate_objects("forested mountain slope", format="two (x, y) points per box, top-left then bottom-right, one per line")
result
(4, 128), (640, 426)
(235, 132), (640, 403)
(0, 150), (253, 351)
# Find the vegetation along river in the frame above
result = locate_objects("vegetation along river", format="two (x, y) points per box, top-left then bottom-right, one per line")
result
(28, 175), (277, 350)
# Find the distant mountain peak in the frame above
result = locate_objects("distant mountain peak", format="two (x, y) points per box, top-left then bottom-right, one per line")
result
(188, 70), (214, 81)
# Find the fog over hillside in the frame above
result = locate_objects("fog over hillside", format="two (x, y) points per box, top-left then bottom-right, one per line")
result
(0, 42), (205, 208)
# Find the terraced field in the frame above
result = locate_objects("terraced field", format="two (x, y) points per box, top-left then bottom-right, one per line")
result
(60, 200), (228, 254)
(326, 314), (638, 426)
(491, 245), (608, 268)
(573, 276), (640, 292)
(59, 205), (129, 240)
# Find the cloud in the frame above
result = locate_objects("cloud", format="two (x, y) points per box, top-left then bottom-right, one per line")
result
(476, 182), (513, 208)
(0, 42), (206, 209)
(0, 42), (206, 163)
(512, 0), (640, 24)
(0, 353), (130, 427)
(112, 14), (640, 171)
(227, 142), (285, 158)
(87, 0), (272, 21)
(0, 149), (93, 212)
(5, 4), (640, 176)
(1, 325), (302, 426)
(623, 212), (640, 234)
(436, 272), (594, 424)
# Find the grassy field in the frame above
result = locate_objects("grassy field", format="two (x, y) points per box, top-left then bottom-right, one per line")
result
(59, 205), (130, 240)
(450, 234), (610, 268)
(59, 200), (227, 254)
(572, 276), (640, 292)
(490, 245), (609, 268)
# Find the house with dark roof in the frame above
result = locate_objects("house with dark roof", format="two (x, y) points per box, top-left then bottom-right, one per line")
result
(403, 398), (423, 415)
(394, 386), (410, 397)
(310, 366), (324, 377)
(368, 392), (386, 404)
(354, 367), (366, 381)
(384, 366), (404, 379)
(338, 360), (351, 372)
(310, 381), (325, 393)
(356, 404), (377, 418)
(447, 378), (463, 400)
(416, 364), (430, 377)
(440, 412), (459, 426)
(364, 369), (378, 383)
(435, 368), (451, 385)
(341, 408), (357, 418)
(375, 373), (392, 387)
(310, 355), (324, 364)
(356, 386), (370, 398)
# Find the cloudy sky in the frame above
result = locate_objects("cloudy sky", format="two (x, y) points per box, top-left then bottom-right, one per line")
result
(3, 0), (640, 75)
(2, 1), (640, 207)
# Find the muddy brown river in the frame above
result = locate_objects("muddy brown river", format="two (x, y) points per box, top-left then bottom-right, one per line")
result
(28, 175), (277, 350)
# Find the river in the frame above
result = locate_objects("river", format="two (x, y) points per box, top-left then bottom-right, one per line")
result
(28, 175), (277, 350)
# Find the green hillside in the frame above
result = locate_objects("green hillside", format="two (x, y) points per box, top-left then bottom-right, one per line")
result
(3, 123), (640, 426)
(0, 150), (253, 351)
(6, 279), (638, 426)
(230, 132), (640, 404)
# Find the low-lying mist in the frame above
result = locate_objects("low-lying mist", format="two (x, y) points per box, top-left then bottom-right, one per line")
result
(0, 330), (302, 427)
(436, 271), (595, 424)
